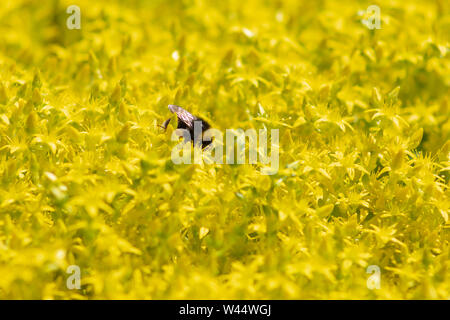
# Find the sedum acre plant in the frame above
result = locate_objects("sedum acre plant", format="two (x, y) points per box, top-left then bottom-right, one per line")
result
(0, 0), (449, 299)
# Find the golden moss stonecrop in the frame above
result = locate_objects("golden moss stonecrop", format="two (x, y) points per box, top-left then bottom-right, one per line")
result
(0, 0), (449, 299)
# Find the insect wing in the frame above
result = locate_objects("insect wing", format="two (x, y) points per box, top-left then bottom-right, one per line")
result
(169, 104), (197, 129)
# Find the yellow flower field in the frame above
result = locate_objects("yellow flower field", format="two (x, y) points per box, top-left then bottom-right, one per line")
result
(0, 0), (449, 299)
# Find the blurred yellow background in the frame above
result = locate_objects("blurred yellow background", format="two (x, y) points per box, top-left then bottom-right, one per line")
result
(0, 0), (449, 299)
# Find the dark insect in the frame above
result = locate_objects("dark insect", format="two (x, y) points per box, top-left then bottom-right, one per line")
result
(161, 105), (212, 148)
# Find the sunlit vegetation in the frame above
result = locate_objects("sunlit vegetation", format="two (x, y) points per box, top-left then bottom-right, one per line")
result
(0, 0), (449, 299)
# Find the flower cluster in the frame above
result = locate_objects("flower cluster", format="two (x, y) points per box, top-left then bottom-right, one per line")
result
(0, 0), (448, 299)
